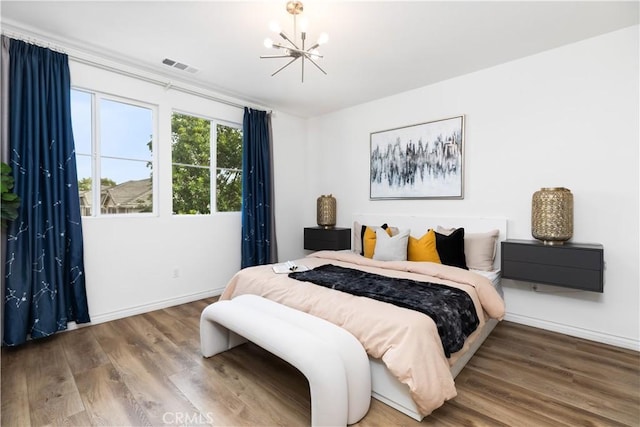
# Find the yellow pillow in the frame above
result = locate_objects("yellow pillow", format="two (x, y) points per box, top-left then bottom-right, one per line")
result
(408, 229), (442, 263)
(363, 226), (393, 258)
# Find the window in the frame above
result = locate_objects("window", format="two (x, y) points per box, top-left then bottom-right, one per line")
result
(171, 112), (242, 214)
(71, 89), (156, 216)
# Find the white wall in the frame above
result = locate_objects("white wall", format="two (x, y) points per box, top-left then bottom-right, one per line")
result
(69, 60), (308, 324)
(271, 112), (309, 262)
(305, 26), (639, 349)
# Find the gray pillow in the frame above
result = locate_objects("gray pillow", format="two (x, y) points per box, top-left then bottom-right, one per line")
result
(373, 228), (410, 261)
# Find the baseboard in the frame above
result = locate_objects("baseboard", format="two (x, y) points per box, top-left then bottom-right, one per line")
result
(66, 287), (226, 331)
(504, 312), (639, 352)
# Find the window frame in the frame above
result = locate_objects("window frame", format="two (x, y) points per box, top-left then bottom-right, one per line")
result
(72, 87), (159, 218)
(171, 109), (243, 215)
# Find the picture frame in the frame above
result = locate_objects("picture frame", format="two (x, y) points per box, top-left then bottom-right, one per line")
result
(370, 115), (464, 200)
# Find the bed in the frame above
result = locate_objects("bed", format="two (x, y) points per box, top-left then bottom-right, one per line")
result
(218, 214), (507, 421)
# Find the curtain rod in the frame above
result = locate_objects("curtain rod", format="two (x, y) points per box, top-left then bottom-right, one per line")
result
(2, 31), (272, 113)
(1, 31), (66, 54)
(69, 55), (250, 111)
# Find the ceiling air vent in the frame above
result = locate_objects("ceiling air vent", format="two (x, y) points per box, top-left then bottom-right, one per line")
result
(161, 58), (200, 74)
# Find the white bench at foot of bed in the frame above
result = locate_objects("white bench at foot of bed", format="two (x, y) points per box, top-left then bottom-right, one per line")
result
(200, 295), (371, 426)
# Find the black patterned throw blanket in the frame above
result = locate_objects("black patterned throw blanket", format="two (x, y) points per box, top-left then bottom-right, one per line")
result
(289, 264), (479, 357)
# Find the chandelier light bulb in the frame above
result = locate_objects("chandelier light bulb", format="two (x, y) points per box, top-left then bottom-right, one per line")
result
(309, 49), (321, 59)
(299, 17), (309, 33)
(317, 32), (329, 45)
(264, 38), (274, 49)
(269, 20), (281, 33)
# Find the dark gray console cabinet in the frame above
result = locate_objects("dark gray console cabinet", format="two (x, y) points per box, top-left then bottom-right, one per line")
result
(501, 239), (604, 292)
(304, 227), (351, 251)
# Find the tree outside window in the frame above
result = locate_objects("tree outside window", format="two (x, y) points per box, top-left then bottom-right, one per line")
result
(171, 113), (242, 214)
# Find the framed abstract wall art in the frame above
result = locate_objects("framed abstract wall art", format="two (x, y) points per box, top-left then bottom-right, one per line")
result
(370, 115), (464, 199)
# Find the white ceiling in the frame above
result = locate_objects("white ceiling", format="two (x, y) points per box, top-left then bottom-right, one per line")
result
(1, 1), (638, 117)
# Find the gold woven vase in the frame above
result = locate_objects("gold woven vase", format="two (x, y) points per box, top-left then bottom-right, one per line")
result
(317, 194), (336, 228)
(531, 187), (573, 245)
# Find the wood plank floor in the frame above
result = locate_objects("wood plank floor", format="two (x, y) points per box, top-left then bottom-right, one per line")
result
(2, 297), (639, 426)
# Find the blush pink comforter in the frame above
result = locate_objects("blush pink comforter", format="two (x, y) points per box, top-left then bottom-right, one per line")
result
(220, 250), (505, 416)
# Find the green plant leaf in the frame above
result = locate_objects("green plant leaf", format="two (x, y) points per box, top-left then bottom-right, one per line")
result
(1, 161), (20, 226)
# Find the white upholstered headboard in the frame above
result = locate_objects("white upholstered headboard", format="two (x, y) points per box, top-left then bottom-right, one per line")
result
(352, 214), (508, 271)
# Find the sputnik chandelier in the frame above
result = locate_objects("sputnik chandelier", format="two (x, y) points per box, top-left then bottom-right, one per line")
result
(261, 1), (328, 82)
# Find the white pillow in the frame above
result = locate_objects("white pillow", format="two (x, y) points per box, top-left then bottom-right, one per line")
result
(465, 230), (499, 271)
(373, 228), (410, 261)
(353, 221), (399, 255)
(436, 226), (499, 271)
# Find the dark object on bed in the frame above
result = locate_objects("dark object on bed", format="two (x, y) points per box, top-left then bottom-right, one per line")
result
(289, 264), (479, 357)
(434, 227), (469, 269)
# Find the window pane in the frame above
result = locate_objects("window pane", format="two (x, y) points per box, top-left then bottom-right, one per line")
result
(172, 165), (211, 215)
(70, 89), (155, 217)
(76, 154), (92, 188)
(216, 124), (242, 169)
(171, 113), (210, 167)
(70, 90), (92, 155)
(216, 124), (242, 212)
(170, 114), (241, 214)
(216, 168), (242, 212)
(76, 154), (93, 216)
(100, 99), (153, 161)
(101, 158), (153, 215)
(171, 112), (212, 215)
(71, 90), (92, 216)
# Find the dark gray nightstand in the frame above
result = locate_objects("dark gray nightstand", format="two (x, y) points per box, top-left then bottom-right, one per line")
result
(501, 239), (604, 292)
(304, 227), (351, 251)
